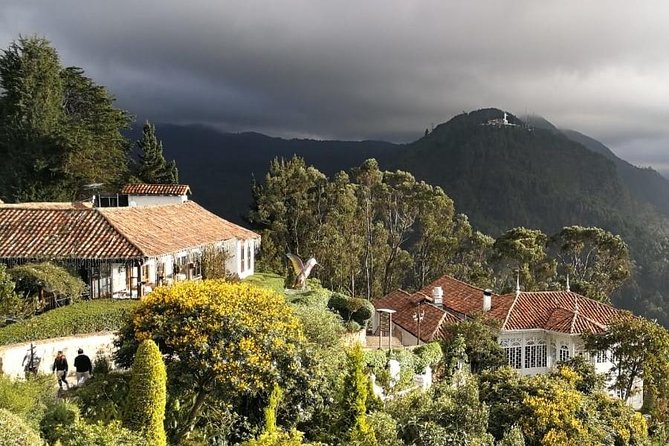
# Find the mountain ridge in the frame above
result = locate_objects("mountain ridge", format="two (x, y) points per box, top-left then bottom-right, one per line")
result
(147, 108), (669, 323)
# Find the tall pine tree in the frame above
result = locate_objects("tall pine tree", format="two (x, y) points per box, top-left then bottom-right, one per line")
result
(136, 121), (178, 184)
(0, 36), (132, 202)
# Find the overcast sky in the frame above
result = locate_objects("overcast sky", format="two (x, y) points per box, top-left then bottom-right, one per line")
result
(1, 1), (668, 174)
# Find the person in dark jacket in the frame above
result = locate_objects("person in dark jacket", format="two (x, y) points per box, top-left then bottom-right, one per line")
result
(52, 351), (69, 390)
(73, 348), (93, 386)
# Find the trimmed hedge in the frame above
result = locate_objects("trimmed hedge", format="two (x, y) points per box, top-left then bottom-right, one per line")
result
(0, 299), (137, 346)
(327, 293), (374, 326)
(124, 340), (167, 446)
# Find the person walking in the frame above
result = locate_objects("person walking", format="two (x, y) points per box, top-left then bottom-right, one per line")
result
(73, 348), (92, 386)
(52, 351), (69, 390)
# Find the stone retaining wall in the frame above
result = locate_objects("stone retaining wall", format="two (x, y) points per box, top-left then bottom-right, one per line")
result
(0, 332), (117, 380)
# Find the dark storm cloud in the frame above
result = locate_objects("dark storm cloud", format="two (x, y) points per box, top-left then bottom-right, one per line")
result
(1, 1), (668, 168)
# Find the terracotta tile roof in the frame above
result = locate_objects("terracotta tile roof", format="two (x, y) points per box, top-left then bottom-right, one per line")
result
(120, 183), (191, 196)
(374, 289), (460, 343)
(0, 202), (93, 209)
(376, 275), (628, 338)
(0, 201), (259, 261)
(500, 290), (619, 334)
(414, 275), (516, 322)
(99, 201), (259, 257)
(0, 206), (142, 260)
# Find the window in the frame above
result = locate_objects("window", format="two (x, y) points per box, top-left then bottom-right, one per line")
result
(175, 256), (188, 275)
(192, 253), (202, 278)
(595, 350), (609, 364)
(559, 344), (571, 363)
(240, 242), (246, 273)
(524, 338), (547, 369)
(141, 264), (150, 282)
(501, 338), (522, 369)
(247, 242), (252, 271)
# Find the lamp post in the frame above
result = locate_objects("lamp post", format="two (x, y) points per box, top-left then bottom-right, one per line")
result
(413, 307), (425, 346)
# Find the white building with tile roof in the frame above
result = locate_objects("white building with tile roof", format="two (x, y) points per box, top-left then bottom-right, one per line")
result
(375, 274), (643, 409)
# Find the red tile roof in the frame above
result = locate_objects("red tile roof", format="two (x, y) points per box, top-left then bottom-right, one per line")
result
(99, 202), (259, 257)
(499, 290), (618, 334)
(374, 288), (460, 342)
(0, 201), (259, 261)
(375, 275), (627, 337)
(120, 183), (191, 196)
(0, 206), (142, 260)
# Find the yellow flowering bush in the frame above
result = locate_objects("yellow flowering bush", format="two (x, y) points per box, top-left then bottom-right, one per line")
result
(114, 280), (307, 442)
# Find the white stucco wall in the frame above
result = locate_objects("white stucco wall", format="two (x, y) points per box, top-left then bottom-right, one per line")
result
(0, 333), (117, 380)
(111, 262), (127, 293)
(128, 195), (186, 206)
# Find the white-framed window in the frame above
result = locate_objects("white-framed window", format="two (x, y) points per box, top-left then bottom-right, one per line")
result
(524, 338), (547, 369)
(192, 253), (202, 278)
(141, 264), (151, 283)
(595, 350), (609, 364)
(175, 256), (188, 277)
(240, 242), (246, 273)
(247, 241), (252, 270)
(501, 338), (522, 369)
(559, 344), (571, 363)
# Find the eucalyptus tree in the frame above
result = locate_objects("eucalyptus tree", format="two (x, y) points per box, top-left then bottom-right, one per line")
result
(492, 227), (557, 292)
(250, 155), (328, 271)
(549, 225), (631, 302)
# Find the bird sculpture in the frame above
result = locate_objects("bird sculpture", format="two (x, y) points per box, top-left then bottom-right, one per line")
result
(286, 253), (318, 290)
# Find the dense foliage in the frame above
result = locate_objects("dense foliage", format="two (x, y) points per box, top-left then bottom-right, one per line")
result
(0, 408), (44, 446)
(115, 280), (310, 443)
(0, 299), (136, 345)
(0, 36), (132, 201)
(135, 121), (178, 184)
(124, 340), (167, 446)
(250, 156), (632, 301)
(0, 36), (178, 202)
(9, 262), (86, 301)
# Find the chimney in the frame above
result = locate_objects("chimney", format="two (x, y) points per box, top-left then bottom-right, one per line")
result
(483, 289), (493, 312)
(432, 286), (443, 307)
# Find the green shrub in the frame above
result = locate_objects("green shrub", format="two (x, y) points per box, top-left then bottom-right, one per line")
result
(71, 371), (130, 423)
(239, 429), (324, 446)
(499, 425), (525, 446)
(0, 263), (21, 318)
(343, 344), (378, 446)
(413, 342), (443, 373)
(0, 299), (136, 345)
(10, 262), (85, 301)
(291, 304), (344, 348)
(0, 373), (55, 429)
(93, 351), (111, 375)
(327, 293), (374, 326)
(123, 340), (167, 446)
(56, 420), (147, 446)
(364, 349), (416, 391)
(367, 411), (403, 446)
(40, 400), (80, 444)
(0, 408), (43, 446)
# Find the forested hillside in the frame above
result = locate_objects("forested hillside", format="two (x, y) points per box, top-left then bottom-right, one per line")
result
(385, 109), (669, 323)
(152, 124), (401, 220)
(153, 109), (669, 324)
